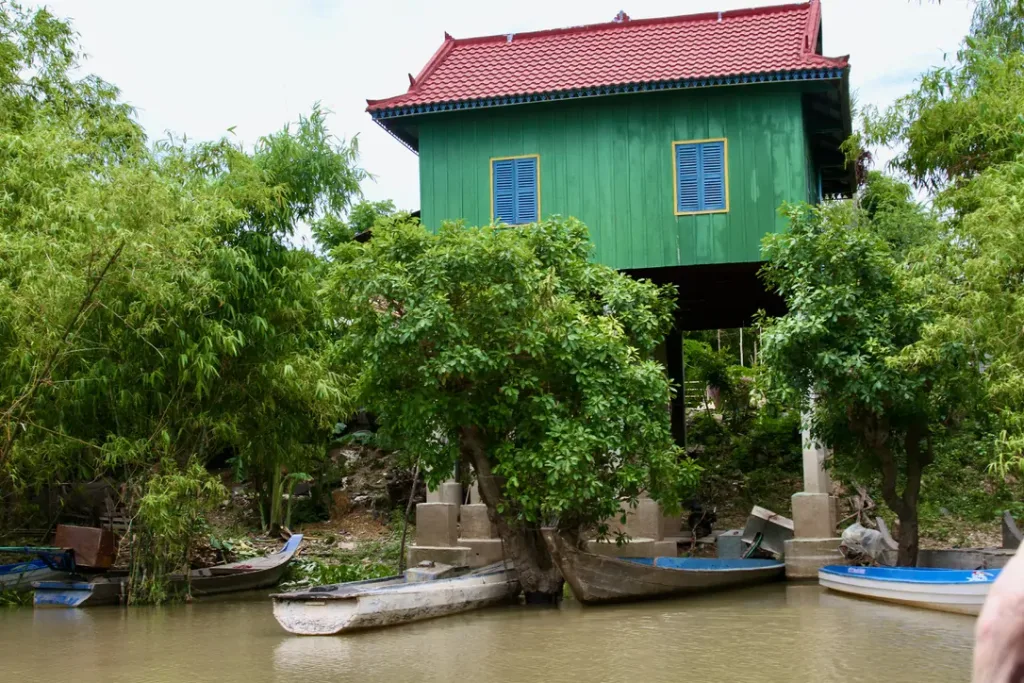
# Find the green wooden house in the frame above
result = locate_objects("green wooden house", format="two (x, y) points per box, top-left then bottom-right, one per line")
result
(367, 0), (852, 437)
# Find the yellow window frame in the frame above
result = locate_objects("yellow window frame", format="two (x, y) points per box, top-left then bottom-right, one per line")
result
(672, 138), (730, 216)
(490, 154), (541, 224)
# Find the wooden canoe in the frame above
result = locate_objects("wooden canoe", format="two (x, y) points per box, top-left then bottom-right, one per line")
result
(271, 561), (519, 635)
(819, 565), (998, 616)
(33, 535), (303, 607)
(543, 529), (785, 605)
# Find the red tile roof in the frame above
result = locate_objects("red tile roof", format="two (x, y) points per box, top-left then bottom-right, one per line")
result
(367, 0), (847, 114)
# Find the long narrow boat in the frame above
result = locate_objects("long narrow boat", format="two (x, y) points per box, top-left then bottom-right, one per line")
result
(543, 530), (784, 604)
(271, 561), (519, 635)
(33, 535), (303, 607)
(0, 548), (76, 591)
(818, 565), (999, 616)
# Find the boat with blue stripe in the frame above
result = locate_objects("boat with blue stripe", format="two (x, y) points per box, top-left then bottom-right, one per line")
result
(0, 547), (75, 592)
(543, 530), (785, 604)
(819, 565), (999, 616)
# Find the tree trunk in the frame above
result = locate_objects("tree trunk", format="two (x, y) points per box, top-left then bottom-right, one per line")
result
(875, 421), (929, 567)
(896, 503), (919, 568)
(458, 425), (563, 600)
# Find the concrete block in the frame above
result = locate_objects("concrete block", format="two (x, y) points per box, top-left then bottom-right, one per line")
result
(405, 562), (462, 582)
(792, 493), (836, 539)
(440, 481), (463, 507)
(606, 499), (663, 540)
(717, 529), (745, 559)
(459, 538), (506, 568)
(652, 540), (678, 558)
(459, 504), (497, 539)
(783, 538), (843, 579)
(468, 481), (481, 505)
(588, 537), (657, 558)
(660, 513), (683, 539)
(632, 498), (664, 540)
(414, 502), (458, 547)
(407, 545), (470, 567)
(426, 488), (442, 503)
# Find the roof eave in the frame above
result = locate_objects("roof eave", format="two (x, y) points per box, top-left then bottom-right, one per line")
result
(369, 66), (849, 122)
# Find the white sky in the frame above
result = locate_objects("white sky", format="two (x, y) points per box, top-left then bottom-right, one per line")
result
(35, 0), (974, 247)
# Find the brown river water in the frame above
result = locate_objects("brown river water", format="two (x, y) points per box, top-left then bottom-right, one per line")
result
(1, 583), (973, 683)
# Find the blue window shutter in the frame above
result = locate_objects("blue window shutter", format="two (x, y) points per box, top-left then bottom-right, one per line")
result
(676, 144), (700, 213)
(700, 141), (726, 211)
(493, 160), (515, 223)
(514, 157), (538, 224)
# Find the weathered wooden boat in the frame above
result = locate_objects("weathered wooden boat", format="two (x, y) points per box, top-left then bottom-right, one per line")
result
(818, 565), (998, 616)
(543, 530), (785, 604)
(271, 561), (519, 635)
(0, 548), (76, 591)
(33, 534), (303, 607)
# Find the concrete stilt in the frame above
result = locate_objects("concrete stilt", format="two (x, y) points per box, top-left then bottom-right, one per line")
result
(785, 416), (842, 579)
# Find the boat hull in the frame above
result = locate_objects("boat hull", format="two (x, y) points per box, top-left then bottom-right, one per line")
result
(543, 530), (785, 604)
(819, 565), (996, 616)
(272, 564), (519, 635)
(34, 535), (303, 608)
(0, 562), (69, 592)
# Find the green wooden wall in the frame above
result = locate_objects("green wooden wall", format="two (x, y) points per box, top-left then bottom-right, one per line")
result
(417, 84), (811, 270)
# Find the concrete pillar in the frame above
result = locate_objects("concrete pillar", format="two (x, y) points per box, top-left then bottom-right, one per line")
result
(459, 504), (496, 539)
(793, 419), (837, 536)
(409, 501), (472, 568)
(414, 502), (459, 547)
(426, 477), (462, 507)
(439, 480), (462, 508)
(801, 423), (832, 495)
(786, 412), (842, 579)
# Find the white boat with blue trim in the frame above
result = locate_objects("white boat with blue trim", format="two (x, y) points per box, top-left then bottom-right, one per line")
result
(819, 565), (999, 616)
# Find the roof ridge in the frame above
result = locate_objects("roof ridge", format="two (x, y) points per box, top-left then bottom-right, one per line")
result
(804, 0), (821, 54)
(445, 1), (814, 48)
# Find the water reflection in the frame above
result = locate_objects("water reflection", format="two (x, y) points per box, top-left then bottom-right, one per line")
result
(1, 584), (973, 683)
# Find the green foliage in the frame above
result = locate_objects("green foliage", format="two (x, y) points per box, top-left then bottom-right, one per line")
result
(759, 181), (978, 563)
(312, 199), (398, 251)
(864, 1), (1024, 195)
(0, 3), (359, 542)
(861, 2), (1024, 478)
(282, 557), (392, 590)
(329, 216), (699, 534)
(129, 458), (227, 604)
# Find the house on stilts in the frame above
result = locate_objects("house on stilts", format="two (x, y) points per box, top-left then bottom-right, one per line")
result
(366, 0), (853, 442)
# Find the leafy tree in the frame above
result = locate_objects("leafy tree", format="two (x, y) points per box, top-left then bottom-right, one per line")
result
(0, 2), (360, 568)
(864, 1), (1024, 477)
(759, 182), (977, 566)
(329, 217), (698, 597)
(312, 198), (397, 251)
(865, 0), (1024, 195)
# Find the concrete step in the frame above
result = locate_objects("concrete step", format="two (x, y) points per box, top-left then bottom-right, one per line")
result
(458, 538), (507, 567)
(407, 545), (471, 567)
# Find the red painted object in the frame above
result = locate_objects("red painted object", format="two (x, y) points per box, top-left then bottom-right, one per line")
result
(367, 0), (847, 113)
(54, 525), (116, 569)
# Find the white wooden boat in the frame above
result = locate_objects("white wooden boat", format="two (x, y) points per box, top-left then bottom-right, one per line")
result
(271, 562), (519, 635)
(818, 565), (999, 616)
